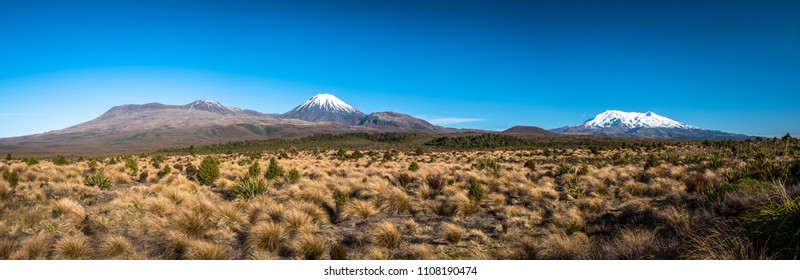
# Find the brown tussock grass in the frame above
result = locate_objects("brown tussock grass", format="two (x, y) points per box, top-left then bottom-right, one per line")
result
(99, 235), (132, 259)
(185, 240), (234, 260)
(248, 221), (286, 252)
(374, 222), (401, 249)
(51, 198), (86, 224)
(54, 234), (92, 260)
(442, 222), (465, 244)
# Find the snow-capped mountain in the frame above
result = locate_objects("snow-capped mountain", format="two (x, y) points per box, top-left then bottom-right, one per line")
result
(183, 99), (242, 115)
(582, 110), (695, 129)
(550, 110), (752, 140)
(281, 93), (366, 125)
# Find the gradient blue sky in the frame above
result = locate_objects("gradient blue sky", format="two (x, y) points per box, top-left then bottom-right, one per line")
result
(1, 0), (798, 138)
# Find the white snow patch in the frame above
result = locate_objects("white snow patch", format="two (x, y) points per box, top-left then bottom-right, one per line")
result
(295, 93), (357, 113)
(583, 110), (696, 129)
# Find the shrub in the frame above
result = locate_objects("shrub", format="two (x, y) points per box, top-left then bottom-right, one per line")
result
(337, 148), (349, 160)
(644, 154), (659, 170)
(84, 172), (111, 190)
(158, 164), (172, 177)
(381, 153), (393, 163)
(577, 164), (589, 176)
(7, 171), (18, 188)
(87, 160), (99, 170)
(334, 190), (350, 213)
(234, 176), (269, 200)
(2, 169), (11, 181)
(123, 156), (138, 175)
(555, 162), (573, 177)
(247, 161), (261, 178)
(287, 168), (301, 182)
(278, 149), (290, 159)
(197, 156), (221, 185)
(265, 158), (284, 180)
(524, 160), (536, 171)
(408, 161), (420, 172)
(350, 150), (363, 160)
(475, 158), (501, 178)
(467, 179), (484, 205)
(4, 153), (10, 161)
(52, 155), (68, 166)
(24, 157), (38, 166)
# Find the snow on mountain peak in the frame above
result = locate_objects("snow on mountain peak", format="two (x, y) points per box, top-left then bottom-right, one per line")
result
(186, 99), (240, 112)
(583, 110), (695, 129)
(297, 93), (357, 113)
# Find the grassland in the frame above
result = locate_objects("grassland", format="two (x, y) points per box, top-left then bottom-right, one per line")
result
(1, 134), (798, 259)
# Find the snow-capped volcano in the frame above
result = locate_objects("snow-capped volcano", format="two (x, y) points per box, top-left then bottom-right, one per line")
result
(281, 93), (366, 125)
(582, 110), (695, 129)
(550, 109), (752, 140)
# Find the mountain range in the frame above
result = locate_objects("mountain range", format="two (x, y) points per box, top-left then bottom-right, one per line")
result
(0, 94), (754, 155)
(550, 110), (752, 140)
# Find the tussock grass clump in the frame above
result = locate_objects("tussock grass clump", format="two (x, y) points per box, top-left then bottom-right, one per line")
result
(283, 209), (314, 233)
(248, 221), (286, 252)
(99, 235), (132, 259)
(12, 234), (51, 260)
(186, 240), (233, 260)
(374, 222), (401, 249)
(536, 232), (590, 260)
(234, 176), (269, 200)
(54, 234), (92, 260)
(380, 188), (413, 215)
(739, 189), (800, 259)
(345, 199), (378, 219)
(404, 244), (436, 260)
(329, 243), (348, 260)
(442, 223), (465, 244)
(0, 239), (16, 260)
(51, 198), (86, 224)
(295, 233), (326, 260)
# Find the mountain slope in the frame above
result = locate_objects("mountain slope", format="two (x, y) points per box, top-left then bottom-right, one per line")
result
(357, 111), (451, 132)
(501, 126), (557, 136)
(281, 93), (366, 125)
(551, 110), (752, 140)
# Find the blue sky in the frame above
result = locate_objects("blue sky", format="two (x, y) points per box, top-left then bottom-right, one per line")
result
(1, 0), (798, 138)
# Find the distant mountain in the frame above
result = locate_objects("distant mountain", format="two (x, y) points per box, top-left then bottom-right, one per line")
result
(281, 93), (366, 125)
(501, 126), (557, 136)
(358, 112), (451, 132)
(550, 110), (753, 140)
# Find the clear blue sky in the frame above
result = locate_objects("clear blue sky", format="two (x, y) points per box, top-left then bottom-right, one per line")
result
(1, 0), (798, 138)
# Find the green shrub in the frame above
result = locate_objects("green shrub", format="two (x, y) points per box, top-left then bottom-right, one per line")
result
(234, 176), (269, 200)
(644, 154), (659, 170)
(577, 164), (589, 176)
(408, 161), (420, 172)
(197, 156), (221, 186)
(84, 172), (111, 190)
(150, 155), (166, 167)
(288, 168), (301, 182)
(381, 153), (393, 163)
(467, 179), (484, 205)
(278, 149), (290, 159)
(334, 190), (350, 213)
(265, 158), (284, 180)
(740, 195), (800, 258)
(337, 148), (349, 160)
(350, 150), (363, 160)
(123, 156), (138, 175)
(53, 155), (68, 166)
(247, 162), (261, 178)
(523, 160), (536, 171)
(4, 153), (11, 161)
(158, 164), (172, 177)
(475, 158), (501, 178)
(7, 171), (19, 187)
(24, 157), (39, 166)
(87, 160), (99, 170)
(555, 162), (572, 177)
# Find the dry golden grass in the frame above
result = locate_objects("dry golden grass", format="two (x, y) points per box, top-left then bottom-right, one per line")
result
(0, 145), (793, 259)
(374, 222), (401, 249)
(54, 234), (92, 260)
